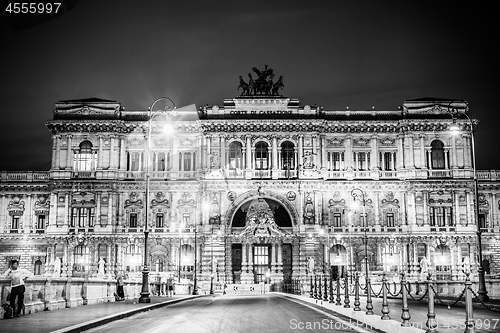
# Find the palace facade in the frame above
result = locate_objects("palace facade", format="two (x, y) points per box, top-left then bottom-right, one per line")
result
(1, 86), (500, 292)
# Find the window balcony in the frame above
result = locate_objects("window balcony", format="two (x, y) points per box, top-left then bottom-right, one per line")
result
(0, 171), (49, 182)
(353, 170), (371, 178)
(253, 169), (271, 179)
(72, 170), (96, 179)
(225, 169), (245, 178)
(326, 170), (347, 179)
(379, 170), (398, 179)
(428, 169), (452, 178)
(277, 169), (297, 179)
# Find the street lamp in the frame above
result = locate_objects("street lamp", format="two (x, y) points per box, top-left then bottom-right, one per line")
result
(139, 97), (175, 304)
(178, 222), (184, 283)
(449, 107), (489, 301)
(193, 223), (199, 295)
(351, 188), (374, 315)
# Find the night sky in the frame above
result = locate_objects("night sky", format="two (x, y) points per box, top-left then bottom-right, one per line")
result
(1, 1), (498, 171)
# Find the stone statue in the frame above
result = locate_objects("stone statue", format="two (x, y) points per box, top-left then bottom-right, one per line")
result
(419, 257), (429, 275)
(238, 76), (251, 96)
(462, 256), (471, 275)
(53, 257), (61, 277)
(237, 66), (284, 96)
(307, 257), (315, 275)
(271, 75), (284, 96)
(97, 258), (105, 276)
(209, 196), (221, 224)
(302, 151), (314, 169)
(303, 195), (315, 224)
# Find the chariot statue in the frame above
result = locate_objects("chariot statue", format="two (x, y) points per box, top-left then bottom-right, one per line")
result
(238, 65), (284, 96)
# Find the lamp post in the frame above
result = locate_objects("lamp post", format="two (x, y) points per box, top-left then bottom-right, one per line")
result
(139, 97), (175, 304)
(449, 107), (489, 301)
(193, 224), (198, 295)
(178, 222), (184, 283)
(351, 188), (374, 315)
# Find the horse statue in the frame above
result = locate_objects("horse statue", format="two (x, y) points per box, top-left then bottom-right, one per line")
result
(264, 74), (274, 95)
(238, 76), (251, 96)
(271, 75), (284, 96)
(248, 73), (256, 95)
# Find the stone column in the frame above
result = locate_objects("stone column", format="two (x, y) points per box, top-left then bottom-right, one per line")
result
(66, 135), (73, 170)
(220, 135), (226, 170)
(419, 135), (426, 169)
(321, 135), (327, 170)
(272, 135), (278, 179)
(119, 136), (127, 171)
(370, 135), (378, 170)
(397, 135), (404, 169)
(312, 135), (318, 167)
(451, 135), (457, 169)
(298, 135), (303, 170)
(197, 136), (203, 171)
(407, 134), (414, 169)
(345, 136), (352, 170)
(54, 135), (61, 169)
(97, 135), (103, 169)
(423, 191), (429, 225)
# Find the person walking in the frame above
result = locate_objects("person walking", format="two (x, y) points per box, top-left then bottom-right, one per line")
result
(115, 271), (125, 301)
(167, 276), (174, 297)
(3, 259), (31, 318)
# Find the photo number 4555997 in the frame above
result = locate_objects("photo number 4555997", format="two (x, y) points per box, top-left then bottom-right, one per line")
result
(6, 2), (61, 14)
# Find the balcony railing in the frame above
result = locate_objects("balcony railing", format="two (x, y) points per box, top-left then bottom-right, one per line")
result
(225, 169), (245, 178)
(379, 170), (398, 179)
(0, 171), (49, 182)
(71, 171), (96, 179)
(428, 169), (452, 178)
(277, 170), (297, 179)
(253, 169), (271, 179)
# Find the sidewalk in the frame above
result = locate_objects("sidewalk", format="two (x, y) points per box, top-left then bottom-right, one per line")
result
(0, 294), (205, 333)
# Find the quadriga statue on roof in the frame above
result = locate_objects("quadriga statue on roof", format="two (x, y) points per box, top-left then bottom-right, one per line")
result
(237, 65), (284, 96)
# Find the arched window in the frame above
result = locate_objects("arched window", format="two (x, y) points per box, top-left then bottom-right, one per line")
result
(280, 141), (295, 171)
(34, 260), (43, 275)
(74, 140), (96, 171)
(228, 142), (243, 169)
(255, 142), (269, 170)
(430, 140), (445, 169)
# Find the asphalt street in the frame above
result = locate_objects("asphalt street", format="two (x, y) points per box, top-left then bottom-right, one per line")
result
(85, 294), (381, 333)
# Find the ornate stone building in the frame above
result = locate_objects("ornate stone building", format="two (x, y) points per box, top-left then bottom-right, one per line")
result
(1, 71), (500, 293)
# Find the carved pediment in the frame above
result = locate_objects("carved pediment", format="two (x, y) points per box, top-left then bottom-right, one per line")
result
(240, 197), (286, 238)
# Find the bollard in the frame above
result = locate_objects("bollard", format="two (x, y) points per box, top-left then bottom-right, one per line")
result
(310, 276), (313, 298)
(318, 275), (323, 301)
(314, 275), (318, 299)
(324, 276), (328, 302)
(381, 272), (390, 320)
(366, 275), (374, 315)
(336, 276), (342, 305)
(425, 273), (438, 333)
(344, 274), (350, 308)
(354, 273), (361, 311)
(400, 272), (411, 327)
(463, 273), (475, 333)
(329, 274), (334, 303)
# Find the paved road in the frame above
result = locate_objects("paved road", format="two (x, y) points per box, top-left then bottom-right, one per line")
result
(86, 294), (381, 333)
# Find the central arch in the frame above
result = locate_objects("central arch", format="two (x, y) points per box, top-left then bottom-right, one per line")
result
(224, 190), (298, 228)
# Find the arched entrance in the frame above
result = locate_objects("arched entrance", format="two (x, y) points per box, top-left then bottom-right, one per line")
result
(228, 194), (295, 285)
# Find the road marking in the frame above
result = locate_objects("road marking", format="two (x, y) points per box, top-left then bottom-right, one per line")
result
(278, 295), (378, 333)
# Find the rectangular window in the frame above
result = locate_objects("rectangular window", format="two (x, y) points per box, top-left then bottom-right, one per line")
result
(156, 213), (164, 228)
(71, 208), (78, 227)
(359, 213), (368, 227)
(386, 213), (395, 227)
(88, 208), (95, 227)
(78, 207), (87, 227)
(478, 213), (486, 229)
(129, 213), (138, 228)
(37, 215), (46, 229)
(128, 152), (143, 171)
(183, 213), (190, 225)
(12, 216), (20, 229)
(333, 213), (342, 227)
(253, 245), (270, 283)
